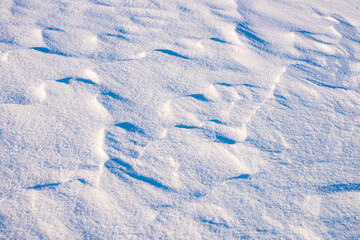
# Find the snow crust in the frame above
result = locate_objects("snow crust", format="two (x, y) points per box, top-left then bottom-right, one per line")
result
(0, 0), (359, 239)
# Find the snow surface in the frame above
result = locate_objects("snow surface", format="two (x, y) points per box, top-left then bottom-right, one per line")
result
(1, 0), (360, 239)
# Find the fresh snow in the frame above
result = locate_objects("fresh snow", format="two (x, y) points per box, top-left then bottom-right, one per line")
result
(0, 0), (360, 239)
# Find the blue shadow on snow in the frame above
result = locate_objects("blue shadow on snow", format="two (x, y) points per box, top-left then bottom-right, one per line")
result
(318, 183), (360, 194)
(115, 122), (145, 135)
(154, 49), (191, 60)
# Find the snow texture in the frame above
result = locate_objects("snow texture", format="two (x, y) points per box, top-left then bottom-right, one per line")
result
(0, 0), (360, 239)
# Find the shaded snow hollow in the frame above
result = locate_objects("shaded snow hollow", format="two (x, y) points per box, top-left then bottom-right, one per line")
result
(1, 0), (360, 239)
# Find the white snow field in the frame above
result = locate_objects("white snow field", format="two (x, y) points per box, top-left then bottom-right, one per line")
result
(1, 0), (360, 239)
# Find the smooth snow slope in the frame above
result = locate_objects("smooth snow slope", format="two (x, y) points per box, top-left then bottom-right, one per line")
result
(0, 0), (360, 239)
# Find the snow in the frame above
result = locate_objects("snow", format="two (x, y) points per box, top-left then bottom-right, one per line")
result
(1, 0), (360, 239)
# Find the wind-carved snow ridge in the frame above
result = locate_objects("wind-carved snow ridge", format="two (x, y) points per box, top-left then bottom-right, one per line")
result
(84, 69), (100, 84)
(86, 86), (111, 188)
(94, 128), (109, 187)
(243, 66), (288, 124)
